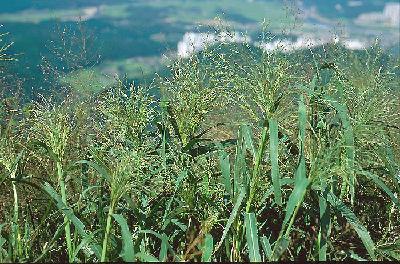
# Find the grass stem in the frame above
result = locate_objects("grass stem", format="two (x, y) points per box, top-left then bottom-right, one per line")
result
(101, 203), (114, 262)
(246, 123), (269, 213)
(57, 161), (72, 262)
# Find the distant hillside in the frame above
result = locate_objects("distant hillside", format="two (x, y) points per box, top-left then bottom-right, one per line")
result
(300, 0), (396, 19)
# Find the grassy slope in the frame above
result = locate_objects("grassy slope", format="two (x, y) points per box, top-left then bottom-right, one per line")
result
(1, 35), (399, 261)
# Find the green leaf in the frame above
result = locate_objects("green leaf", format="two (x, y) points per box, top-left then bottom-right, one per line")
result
(170, 219), (187, 232)
(281, 175), (309, 234)
(377, 239), (400, 260)
(245, 213), (261, 262)
(215, 186), (246, 253)
(201, 234), (213, 262)
(0, 223), (7, 251)
(257, 178), (294, 216)
(72, 231), (98, 261)
(135, 252), (159, 262)
(10, 151), (23, 177)
(273, 95), (309, 260)
(75, 160), (111, 182)
(261, 236), (273, 261)
(281, 147), (309, 235)
(318, 188), (331, 261)
(31, 140), (58, 162)
(382, 144), (400, 193)
(138, 230), (179, 261)
(300, 82), (356, 203)
(241, 124), (256, 162)
(327, 192), (376, 260)
(331, 100), (355, 204)
(218, 148), (232, 198)
(34, 223), (66, 262)
(162, 170), (187, 230)
(159, 234), (168, 262)
(298, 95), (307, 153)
(271, 237), (290, 261)
(42, 182), (101, 259)
(81, 185), (101, 199)
(360, 171), (400, 209)
(233, 129), (246, 195)
(112, 214), (135, 262)
(349, 250), (368, 261)
(43, 182), (86, 235)
(269, 118), (282, 206)
(294, 94), (307, 184)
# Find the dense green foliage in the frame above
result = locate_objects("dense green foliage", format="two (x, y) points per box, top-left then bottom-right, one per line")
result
(0, 29), (399, 262)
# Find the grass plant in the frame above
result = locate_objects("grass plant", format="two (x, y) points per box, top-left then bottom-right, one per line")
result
(0, 26), (399, 262)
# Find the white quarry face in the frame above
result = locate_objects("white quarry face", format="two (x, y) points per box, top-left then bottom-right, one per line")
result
(177, 31), (369, 57)
(177, 32), (251, 58)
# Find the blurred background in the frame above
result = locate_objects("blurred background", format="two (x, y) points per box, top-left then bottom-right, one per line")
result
(1, 0), (399, 95)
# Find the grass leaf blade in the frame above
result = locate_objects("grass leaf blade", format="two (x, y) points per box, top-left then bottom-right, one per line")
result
(112, 214), (135, 262)
(218, 149), (232, 198)
(201, 234), (214, 262)
(215, 186), (246, 253)
(245, 212), (261, 262)
(43, 182), (102, 259)
(269, 118), (282, 206)
(261, 236), (272, 261)
(360, 171), (400, 209)
(318, 188), (331, 261)
(327, 192), (376, 260)
(135, 252), (160, 262)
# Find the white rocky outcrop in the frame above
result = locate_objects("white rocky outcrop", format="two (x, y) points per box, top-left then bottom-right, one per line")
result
(178, 32), (369, 56)
(177, 32), (251, 58)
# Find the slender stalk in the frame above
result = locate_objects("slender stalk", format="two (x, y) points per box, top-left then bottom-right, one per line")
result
(101, 202), (115, 262)
(246, 124), (269, 213)
(11, 169), (21, 260)
(11, 172), (18, 226)
(231, 218), (241, 262)
(57, 161), (72, 262)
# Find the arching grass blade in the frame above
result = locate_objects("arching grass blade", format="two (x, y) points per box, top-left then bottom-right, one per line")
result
(360, 171), (400, 209)
(327, 192), (376, 260)
(112, 214), (135, 262)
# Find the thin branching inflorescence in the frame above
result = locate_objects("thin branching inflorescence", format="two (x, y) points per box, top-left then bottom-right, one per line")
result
(28, 99), (74, 261)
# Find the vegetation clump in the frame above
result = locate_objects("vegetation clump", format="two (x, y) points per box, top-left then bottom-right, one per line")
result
(0, 28), (399, 262)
